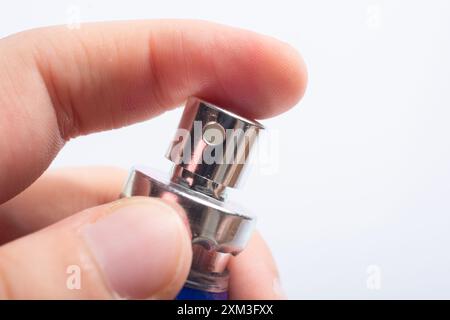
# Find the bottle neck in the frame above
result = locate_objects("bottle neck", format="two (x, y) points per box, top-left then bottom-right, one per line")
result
(170, 165), (227, 201)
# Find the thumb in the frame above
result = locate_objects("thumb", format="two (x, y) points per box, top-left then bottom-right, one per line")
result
(0, 197), (192, 299)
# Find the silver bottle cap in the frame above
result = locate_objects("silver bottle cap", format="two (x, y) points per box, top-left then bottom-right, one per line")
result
(166, 97), (264, 199)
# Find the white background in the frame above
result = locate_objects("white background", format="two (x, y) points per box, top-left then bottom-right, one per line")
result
(1, 0), (450, 299)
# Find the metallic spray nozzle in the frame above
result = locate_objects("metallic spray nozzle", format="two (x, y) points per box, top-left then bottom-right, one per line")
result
(166, 97), (264, 199)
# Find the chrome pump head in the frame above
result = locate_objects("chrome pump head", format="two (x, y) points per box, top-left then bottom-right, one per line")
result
(166, 97), (264, 200)
(122, 97), (264, 293)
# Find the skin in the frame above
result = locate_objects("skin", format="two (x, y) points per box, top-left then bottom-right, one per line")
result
(0, 20), (307, 299)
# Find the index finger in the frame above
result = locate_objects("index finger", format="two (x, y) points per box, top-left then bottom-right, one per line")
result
(0, 19), (307, 203)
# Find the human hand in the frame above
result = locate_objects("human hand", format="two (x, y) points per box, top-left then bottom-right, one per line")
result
(0, 20), (307, 299)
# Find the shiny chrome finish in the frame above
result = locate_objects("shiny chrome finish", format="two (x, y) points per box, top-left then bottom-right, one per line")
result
(122, 166), (255, 255)
(166, 97), (263, 199)
(121, 97), (263, 294)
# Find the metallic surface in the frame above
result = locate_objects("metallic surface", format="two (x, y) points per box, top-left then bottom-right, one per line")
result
(122, 166), (255, 255)
(122, 97), (263, 295)
(166, 97), (263, 198)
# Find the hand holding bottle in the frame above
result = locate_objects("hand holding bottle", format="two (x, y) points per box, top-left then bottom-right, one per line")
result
(0, 20), (307, 299)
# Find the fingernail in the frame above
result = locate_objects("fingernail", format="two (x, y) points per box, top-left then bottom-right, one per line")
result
(82, 199), (191, 299)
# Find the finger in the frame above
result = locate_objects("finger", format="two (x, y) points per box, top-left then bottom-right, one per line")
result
(228, 231), (286, 300)
(0, 197), (192, 299)
(0, 20), (307, 203)
(0, 166), (127, 244)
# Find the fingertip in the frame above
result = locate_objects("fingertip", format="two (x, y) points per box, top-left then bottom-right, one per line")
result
(243, 34), (308, 119)
(198, 26), (308, 120)
(268, 40), (308, 118)
(228, 231), (286, 300)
